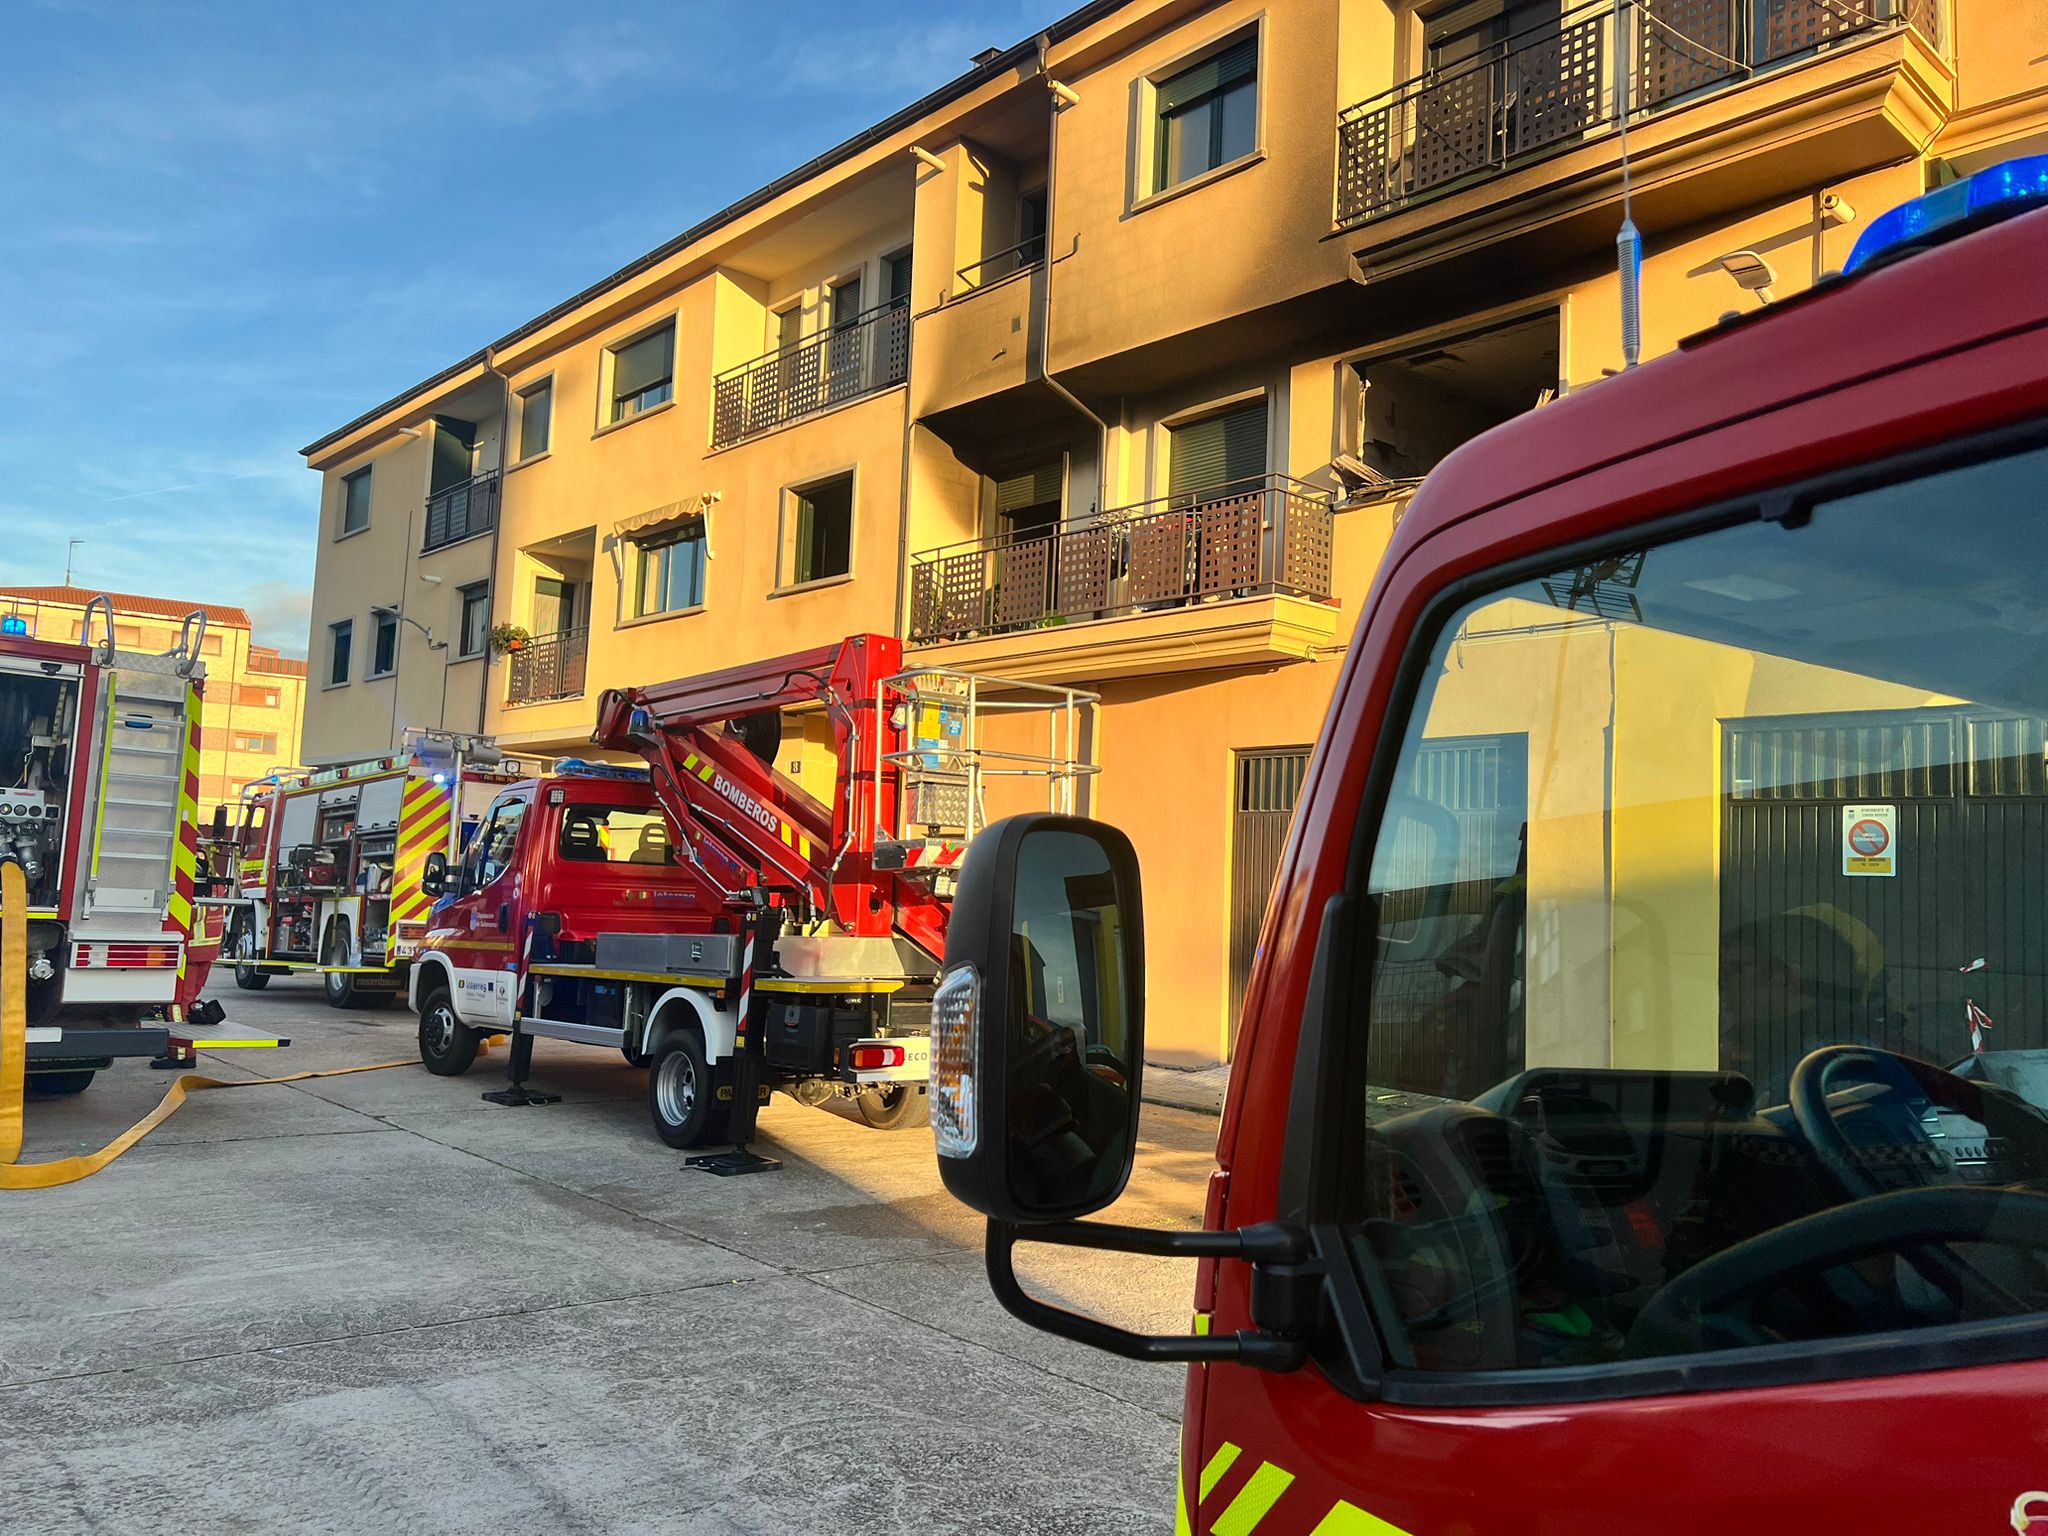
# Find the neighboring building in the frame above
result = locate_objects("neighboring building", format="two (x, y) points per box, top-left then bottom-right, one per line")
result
(300, 0), (2046, 1064)
(0, 586), (307, 821)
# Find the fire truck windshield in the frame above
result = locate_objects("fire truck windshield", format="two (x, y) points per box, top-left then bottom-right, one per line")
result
(1353, 436), (2048, 1373)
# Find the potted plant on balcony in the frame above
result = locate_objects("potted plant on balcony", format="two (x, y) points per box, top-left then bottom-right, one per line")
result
(488, 623), (532, 657)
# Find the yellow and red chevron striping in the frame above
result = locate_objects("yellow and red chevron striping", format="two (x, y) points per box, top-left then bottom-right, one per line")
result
(164, 682), (202, 936)
(391, 776), (452, 923)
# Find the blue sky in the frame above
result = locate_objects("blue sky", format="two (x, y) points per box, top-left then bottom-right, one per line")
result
(0, 0), (1045, 654)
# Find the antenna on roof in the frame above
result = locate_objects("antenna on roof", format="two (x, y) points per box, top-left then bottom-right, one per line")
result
(65, 538), (82, 586)
(1615, 2), (1642, 369)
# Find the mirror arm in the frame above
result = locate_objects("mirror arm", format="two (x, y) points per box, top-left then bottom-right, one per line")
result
(1025, 1217), (1309, 1265)
(987, 1222), (1309, 1372)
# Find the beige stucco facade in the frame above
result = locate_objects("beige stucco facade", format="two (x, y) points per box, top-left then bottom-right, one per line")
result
(301, 0), (2048, 1063)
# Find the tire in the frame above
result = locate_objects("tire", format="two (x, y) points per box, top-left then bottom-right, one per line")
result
(853, 1083), (929, 1131)
(323, 924), (361, 1010)
(27, 1070), (95, 1097)
(232, 918), (270, 991)
(647, 1030), (719, 1149)
(622, 1046), (653, 1069)
(416, 981), (480, 1076)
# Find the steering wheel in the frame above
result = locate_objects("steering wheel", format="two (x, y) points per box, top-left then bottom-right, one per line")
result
(1790, 1045), (1945, 1201)
(1626, 1186), (2048, 1357)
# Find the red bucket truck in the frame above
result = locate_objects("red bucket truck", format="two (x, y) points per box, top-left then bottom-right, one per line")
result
(930, 165), (2048, 1531)
(409, 632), (1094, 1151)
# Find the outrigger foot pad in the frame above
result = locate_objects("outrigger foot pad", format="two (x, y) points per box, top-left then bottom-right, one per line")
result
(481, 1086), (563, 1107)
(685, 1148), (782, 1176)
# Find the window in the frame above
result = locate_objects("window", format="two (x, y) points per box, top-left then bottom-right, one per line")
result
(1018, 190), (1048, 266)
(235, 684), (280, 708)
(326, 620), (352, 687)
(782, 475), (853, 587)
(201, 633), (224, 656)
(884, 250), (914, 306)
(458, 583), (490, 658)
(632, 523), (707, 617)
(340, 468), (372, 536)
(233, 732), (278, 755)
(558, 804), (674, 865)
(1168, 397), (1266, 502)
(517, 378), (552, 461)
(369, 611), (399, 678)
(466, 796), (528, 891)
(990, 459), (1063, 539)
(607, 323), (674, 424)
(1342, 440), (2048, 1385)
(1153, 35), (1257, 193)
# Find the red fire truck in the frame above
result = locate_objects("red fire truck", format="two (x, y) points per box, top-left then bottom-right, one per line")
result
(0, 596), (219, 1092)
(412, 632), (1093, 1151)
(930, 166), (2048, 1530)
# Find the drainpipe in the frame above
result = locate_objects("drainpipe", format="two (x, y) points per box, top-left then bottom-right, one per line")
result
(1036, 38), (1114, 513)
(477, 347), (512, 739)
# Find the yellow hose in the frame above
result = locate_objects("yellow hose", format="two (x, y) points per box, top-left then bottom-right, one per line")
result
(0, 861), (430, 1190)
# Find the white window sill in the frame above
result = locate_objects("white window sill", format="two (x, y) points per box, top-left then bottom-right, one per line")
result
(593, 397), (675, 440)
(1128, 149), (1264, 218)
(769, 573), (855, 600)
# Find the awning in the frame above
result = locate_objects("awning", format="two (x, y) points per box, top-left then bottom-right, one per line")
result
(615, 491), (720, 543)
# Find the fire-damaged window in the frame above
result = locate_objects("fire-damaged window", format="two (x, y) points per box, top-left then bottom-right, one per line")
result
(1348, 312), (1559, 483)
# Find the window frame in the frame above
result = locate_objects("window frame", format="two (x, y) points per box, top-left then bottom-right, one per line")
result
(775, 470), (857, 593)
(368, 610), (399, 679)
(1283, 418), (2048, 1411)
(597, 316), (677, 431)
(1135, 22), (1265, 207)
(338, 468), (373, 538)
(626, 521), (709, 621)
(515, 375), (554, 463)
(325, 619), (353, 689)
(456, 582), (491, 660)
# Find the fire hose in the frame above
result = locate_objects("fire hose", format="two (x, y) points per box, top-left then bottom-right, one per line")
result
(0, 858), (428, 1190)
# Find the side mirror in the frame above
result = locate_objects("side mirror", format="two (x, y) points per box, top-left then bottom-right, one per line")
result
(420, 851), (448, 898)
(933, 814), (1144, 1225)
(209, 804), (229, 840)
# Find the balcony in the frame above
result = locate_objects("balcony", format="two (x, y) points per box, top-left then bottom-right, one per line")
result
(423, 470), (499, 553)
(505, 627), (588, 706)
(907, 475), (1336, 679)
(1337, 0), (1949, 277)
(711, 296), (910, 450)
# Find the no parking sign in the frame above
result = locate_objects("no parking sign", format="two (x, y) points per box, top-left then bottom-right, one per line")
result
(1842, 803), (1897, 877)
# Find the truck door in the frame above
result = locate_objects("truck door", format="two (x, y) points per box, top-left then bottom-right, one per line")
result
(1197, 432), (2048, 1534)
(437, 788), (531, 1030)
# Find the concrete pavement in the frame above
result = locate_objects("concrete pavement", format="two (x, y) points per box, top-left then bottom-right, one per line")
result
(0, 977), (1220, 1535)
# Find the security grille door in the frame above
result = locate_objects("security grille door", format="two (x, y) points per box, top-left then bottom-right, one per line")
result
(1721, 708), (2048, 1084)
(1230, 748), (1311, 1049)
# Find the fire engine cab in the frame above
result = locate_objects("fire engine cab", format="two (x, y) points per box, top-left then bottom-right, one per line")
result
(932, 166), (2048, 1531)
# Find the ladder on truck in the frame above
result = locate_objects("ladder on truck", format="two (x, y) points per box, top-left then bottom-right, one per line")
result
(76, 596), (202, 928)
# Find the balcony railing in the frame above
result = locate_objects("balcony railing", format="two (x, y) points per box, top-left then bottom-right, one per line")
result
(711, 295), (910, 450)
(954, 237), (1045, 293)
(1337, 0), (1942, 227)
(506, 626), (588, 705)
(908, 474), (1334, 646)
(423, 470), (499, 553)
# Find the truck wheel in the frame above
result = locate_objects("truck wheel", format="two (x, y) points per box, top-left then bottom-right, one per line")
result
(622, 1046), (653, 1069)
(417, 982), (480, 1076)
(323, 925), (361, 1010)
(232, 920), (270, 991)
(28, 1070), (95, 1097)
(854, 1084), (929, 1130)
(648, 1031), (718, 1149)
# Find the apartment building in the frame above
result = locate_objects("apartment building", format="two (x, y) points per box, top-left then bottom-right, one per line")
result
(0, 585), (307, 819)
(301, 0), (2045, 1064)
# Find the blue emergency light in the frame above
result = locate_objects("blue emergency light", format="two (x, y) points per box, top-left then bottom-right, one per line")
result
(551, 757), (650, 781)
(1845, 154), (2048, 274)
(0, 615), (28, 637)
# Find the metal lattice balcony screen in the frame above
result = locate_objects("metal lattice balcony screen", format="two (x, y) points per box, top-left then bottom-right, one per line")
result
(1337, 0), (1940, 227)
(506, 627), (588, 705)
(422, 471), (499, 553)
(710, 296), (910, 450)
(908, 475), (1334, 645)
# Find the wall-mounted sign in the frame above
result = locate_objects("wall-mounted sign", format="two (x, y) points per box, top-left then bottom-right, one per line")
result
(1842, 803), (1897, 878)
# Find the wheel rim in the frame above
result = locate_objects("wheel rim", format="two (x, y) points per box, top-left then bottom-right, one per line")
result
(654, 1052), (697, 1125)
(423, 1005), (456, 1057)
(237, 928), (257, 967)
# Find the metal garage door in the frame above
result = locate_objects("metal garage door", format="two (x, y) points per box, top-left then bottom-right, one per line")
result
(1721, 709), (2048, 1089)
(1229, 747), (1311, 1051)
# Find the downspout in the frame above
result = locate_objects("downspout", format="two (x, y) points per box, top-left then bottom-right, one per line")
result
(1036, 38), (1114, 505)
(477, 347), (513, 739)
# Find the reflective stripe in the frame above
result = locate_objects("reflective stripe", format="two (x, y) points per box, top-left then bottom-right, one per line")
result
(1199, 1444), (1241, 1502)
(1211, 1462), (1294, 1536)
(1310, 1502), (1415, 1536)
